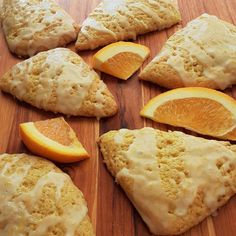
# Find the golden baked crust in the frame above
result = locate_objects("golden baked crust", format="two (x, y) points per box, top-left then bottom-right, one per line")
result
(0, 48), (118, 118)
(139, 14), (236, 90)
(75, 0), (181, 51)
(99, 127), (236, 235)
(1, 0), (79, 57)
(0, 153), (94, 236)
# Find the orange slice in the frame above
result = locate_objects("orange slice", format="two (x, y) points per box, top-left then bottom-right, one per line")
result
(20, 117), (89, 163)
(140, 87), (236, 140)
(92, 41), (150, 80)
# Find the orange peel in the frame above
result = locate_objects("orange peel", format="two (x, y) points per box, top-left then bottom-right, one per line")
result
(20, 117), (89, 163)
(93, 41), (150, 80)
(141, 87), (236, 140)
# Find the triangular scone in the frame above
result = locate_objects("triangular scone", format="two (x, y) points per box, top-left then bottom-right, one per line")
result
(1, 0), (79, 57)
(0, 153), (94, 235)
(139, 14), (236, 90)
(99, 127), (236, 235)
(75, 0), (181, 51)
(0, 48), (118, 118)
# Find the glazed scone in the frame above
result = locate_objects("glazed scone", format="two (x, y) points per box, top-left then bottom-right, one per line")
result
(139, 14), (236, 90)
(98, 127), (236, 235)
(0, 153), (94, 236)
(75, 0), (181, 51)
(0, 48), (118, 118)
(1, 0), (79, 57)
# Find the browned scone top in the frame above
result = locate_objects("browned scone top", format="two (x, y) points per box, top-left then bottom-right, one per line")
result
(0, 48), (118, 118)
(99, 127), (236, 235)
(1, 0), (79, 57)
(0, 153), (94, 236)
(139, 14), (236, 90)
(75, 0), (181, 51)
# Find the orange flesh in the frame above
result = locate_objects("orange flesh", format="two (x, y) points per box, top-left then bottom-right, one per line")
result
(154, 98), (234, 136)
(34, 118), (73, 146)
(100, 52), (143, 79)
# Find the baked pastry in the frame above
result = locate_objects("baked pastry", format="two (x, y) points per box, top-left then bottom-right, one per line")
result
(1, 0), (79, 57)
(0, 153), (94, 235)
(75, 0), (181, 51)
(139, 14), (236, 90)
(99, 127), (236, 235)
(0, 48), (118, 118)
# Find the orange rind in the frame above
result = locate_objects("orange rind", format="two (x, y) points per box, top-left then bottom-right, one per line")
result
(20, 117), (89, 163)
(141, 87), (236, 140)
(93, 41), (150, 80)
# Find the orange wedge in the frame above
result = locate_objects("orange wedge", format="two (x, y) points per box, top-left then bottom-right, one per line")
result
(19, 117), (89, 163)
(140, 87), (236, 140)
(92, 41), (150, 80)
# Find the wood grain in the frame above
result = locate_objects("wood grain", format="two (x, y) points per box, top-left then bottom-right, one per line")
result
(1, 0), (236, 235)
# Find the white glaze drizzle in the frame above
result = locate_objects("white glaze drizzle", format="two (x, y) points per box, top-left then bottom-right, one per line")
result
(113, 128), (236, 234)
(2, 0), (77, 56)
(79, 0), (178, 49)
(157, 14), (236, 89)
(0, 154), (88, 235)
(3, 48), (96, 116)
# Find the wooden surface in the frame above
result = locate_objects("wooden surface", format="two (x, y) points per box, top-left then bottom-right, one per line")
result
(1, 0), (236, 235)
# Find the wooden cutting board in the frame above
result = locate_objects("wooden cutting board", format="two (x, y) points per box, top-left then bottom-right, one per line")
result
(1, 0), (236, 235)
